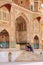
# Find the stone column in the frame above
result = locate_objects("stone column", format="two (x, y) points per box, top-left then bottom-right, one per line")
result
(29, 14), (34, 47)
(9, 35), (12, 48)
(9, 34), (15, 48)
(27, 22), (30, 43)
(27, 15), (30, 43)
(39, 21), (42, 49)
(9, 5), (16, 48)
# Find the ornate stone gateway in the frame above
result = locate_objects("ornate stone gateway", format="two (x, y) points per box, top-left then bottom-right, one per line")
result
(0, 29), (9, 48)
(16, 16), (27, 49)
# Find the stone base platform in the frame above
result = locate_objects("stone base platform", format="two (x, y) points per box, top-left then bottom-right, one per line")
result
(15, 50), (43, 62)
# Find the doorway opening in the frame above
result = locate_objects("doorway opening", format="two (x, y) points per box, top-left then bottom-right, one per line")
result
(15, 16), (27, 49)
(34, 35), (39, 49)
(0, 29), (9, 48)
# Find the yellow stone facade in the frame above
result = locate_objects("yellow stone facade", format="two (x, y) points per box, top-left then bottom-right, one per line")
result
(0, 0), (43, 49)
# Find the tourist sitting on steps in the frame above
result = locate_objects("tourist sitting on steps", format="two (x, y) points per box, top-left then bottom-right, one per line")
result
(25, 43), (33, 52)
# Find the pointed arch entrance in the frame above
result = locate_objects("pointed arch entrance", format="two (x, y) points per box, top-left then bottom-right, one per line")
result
(34, 35), (39, 49)
(0, 29), (9, 48)
(15, 16), (27, 49)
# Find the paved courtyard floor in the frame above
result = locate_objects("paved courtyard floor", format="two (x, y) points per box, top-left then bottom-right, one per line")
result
(0, 49), (43, 62)
(0, 62), (43, 65)
(15, 51), (43, 62)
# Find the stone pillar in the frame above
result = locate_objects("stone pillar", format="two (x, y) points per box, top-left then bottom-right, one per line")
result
(39, 22), (42, 49)
(27, 16), (30, 43)
(9, 5), (16, 48)
(9, 35), (12, 48)
(27, 23), (30, 43)
(28, 14), (34, 47)
(9, 35), (15, 48)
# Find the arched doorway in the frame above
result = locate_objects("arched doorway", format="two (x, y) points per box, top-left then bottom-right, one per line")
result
(0, 29), (9, 48)
(15, 16), (27, 49)
(34, 35), (39, 49)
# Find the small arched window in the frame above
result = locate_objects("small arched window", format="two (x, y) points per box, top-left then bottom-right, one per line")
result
(34, 35), (39, 49)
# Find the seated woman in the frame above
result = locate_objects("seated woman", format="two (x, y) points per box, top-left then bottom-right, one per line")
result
(25, 43), (33, 52)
